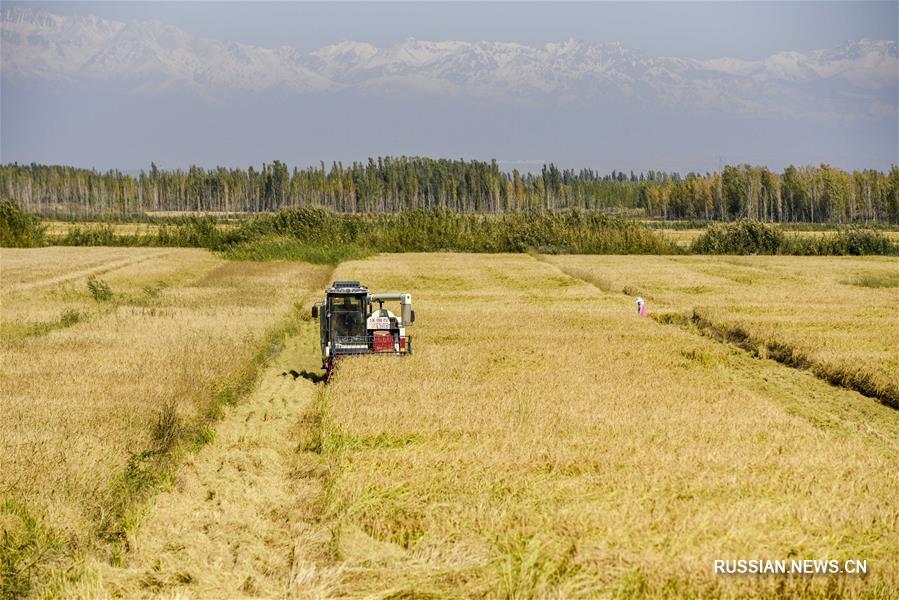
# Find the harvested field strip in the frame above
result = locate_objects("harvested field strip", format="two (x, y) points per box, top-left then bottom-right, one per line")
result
(0, 248), (331, 596)
(308, 254), (898, 597)
(542, 255), (898, 409)
(97, 321), (338, 598)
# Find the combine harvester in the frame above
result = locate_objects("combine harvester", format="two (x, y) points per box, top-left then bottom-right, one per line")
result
(312, 281), (415, 381)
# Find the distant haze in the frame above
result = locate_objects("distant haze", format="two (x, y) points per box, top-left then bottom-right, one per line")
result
(1, 2), (897, 173)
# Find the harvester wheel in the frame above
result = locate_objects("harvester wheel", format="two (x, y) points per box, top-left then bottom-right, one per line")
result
(325, 356), (336, 384)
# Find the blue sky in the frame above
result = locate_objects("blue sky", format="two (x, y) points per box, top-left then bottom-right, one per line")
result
(2, 2), (897, 172)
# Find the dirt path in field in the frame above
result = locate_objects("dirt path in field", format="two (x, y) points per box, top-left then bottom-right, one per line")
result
(6, 250), (174, 293)
(99, 322), (336, 598)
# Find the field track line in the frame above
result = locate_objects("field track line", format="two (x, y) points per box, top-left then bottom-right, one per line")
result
(535, 254), (898, 409)
(6, 250), (175, 294)
(657, 310), (898, 409)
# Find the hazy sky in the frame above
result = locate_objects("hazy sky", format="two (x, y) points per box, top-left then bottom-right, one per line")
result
(18, 1), (897, 59)
(2, 1), (897, 173)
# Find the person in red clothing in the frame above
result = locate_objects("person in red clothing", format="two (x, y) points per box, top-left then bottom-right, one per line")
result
(636, 296), (647, 317)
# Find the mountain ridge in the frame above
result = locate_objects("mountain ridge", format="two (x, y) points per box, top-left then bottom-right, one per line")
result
(2, 6), (896, 119)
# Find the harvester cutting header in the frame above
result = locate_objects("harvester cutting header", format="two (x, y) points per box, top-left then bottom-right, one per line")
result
(312, 281), (415, 380)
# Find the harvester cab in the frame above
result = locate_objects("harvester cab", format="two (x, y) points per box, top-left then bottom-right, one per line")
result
(311, 281), (414, 377)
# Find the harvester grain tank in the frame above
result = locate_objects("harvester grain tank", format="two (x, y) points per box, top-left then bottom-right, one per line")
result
(311, 281), (415, 379)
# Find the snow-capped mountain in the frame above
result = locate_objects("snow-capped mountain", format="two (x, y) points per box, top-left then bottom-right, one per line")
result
(1, 6), (335, 93)
(2, 6), (896, 117)
(702, 39), (898, 90)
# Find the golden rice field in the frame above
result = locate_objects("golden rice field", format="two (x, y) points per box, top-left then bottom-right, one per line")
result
(42, 221), (163, 237)
(41, 221), (240, 238)
(544, 255), (898, 406)
(0, 247), (331, 595)
(2, 249), (898, 598)
(658, 228), (899, 248)
(39, 220), (899, 249)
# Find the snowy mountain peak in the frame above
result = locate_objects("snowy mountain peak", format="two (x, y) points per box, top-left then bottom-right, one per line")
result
(310, 40), (378, 61)
(2, 6), (896, 118)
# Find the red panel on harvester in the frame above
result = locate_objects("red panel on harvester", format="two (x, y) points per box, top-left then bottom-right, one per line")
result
(373, 331), (394, 352)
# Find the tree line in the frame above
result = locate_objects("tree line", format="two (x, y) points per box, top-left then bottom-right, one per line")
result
(645, 165), (899, 224)
(1, 158), (897, 223)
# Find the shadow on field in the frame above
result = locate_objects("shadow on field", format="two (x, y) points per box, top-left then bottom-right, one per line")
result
(282, 369), (327, 384)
